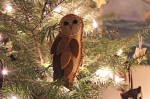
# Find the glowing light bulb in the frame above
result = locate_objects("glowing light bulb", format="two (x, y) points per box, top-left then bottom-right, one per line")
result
(41, 62), (51, 67)
(114, 75), (124, 83)
(11, 96), (17, 99)
(37, 78), (41, 81)
(95, 68), (112, 78)
(74, 9), (80, 15)
(116, 48), (123, 56)
(53, 6), (62, 13)
(5, 4), (13, 12)
(93, 19), (98, 28)
(61, 86), (70, 92)
(2, 68), (8, 75)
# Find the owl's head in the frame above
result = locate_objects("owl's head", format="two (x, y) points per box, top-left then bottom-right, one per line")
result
(120, 86), (142, 99)
(59, 14), (83, 36)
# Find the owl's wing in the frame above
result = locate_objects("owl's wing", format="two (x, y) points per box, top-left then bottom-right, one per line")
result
(51, 36), (72, 81)
(56, 37), (70, 55)
(64, 60), (73, 80)
(51, 36), (62, 54)
(69, 39), (79, 58)
(61, 51), (71, 69)
(53, 54), (63, 81)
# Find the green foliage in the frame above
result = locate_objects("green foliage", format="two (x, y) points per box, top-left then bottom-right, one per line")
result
(0, 0), (150, 99)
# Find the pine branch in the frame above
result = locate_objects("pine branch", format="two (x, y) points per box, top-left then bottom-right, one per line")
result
(33, 0), (66, 31)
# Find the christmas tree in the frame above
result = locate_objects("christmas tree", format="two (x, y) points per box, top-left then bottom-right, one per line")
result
(0, 0), (150, 99)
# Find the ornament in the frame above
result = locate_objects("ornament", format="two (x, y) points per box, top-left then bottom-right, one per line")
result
(120, 65), (143, 99)
(51, 14), (83, 88)
(133, 47), (147, 64)
(120, 86), (142, 99)
(133, 35), (147, 64)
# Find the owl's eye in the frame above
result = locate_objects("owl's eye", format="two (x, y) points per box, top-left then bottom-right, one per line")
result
(72, 19), (78, 24)
(64, 21), (69, 25)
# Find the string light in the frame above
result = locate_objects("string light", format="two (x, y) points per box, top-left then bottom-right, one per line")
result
(114, 75), (124, 83)
(41, 62), (51, 67)
(61, 86), (70, 92)
(53, 6), (62, 13)
(93, 19), (98, 28)
(11, 96), (17, 99)
(95, 67), (112, 78)
(37, 78), (42, 81)
(2, 68), (8, 75)
(5, 4), (13, 13)
(74, 9), (80, 15)
(116, 48), (123, 56)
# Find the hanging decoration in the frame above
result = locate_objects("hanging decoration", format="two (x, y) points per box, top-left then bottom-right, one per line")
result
(133, 34), (147, 64)
(120, 65), (143, 99)
(120, 86), (142, 99)
(51, 14), (83, 88)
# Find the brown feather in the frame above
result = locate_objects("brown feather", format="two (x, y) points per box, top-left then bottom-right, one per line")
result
(67, 73), (76, 83)
(67, 64), (80, 83)
(64, 60), (73, 79)
(51, 37), (62, 54)
(57, 37), (70, 55)
(61, 51), (71, 69)
(69, 39), (79, 58)
(53, 54), (63, 81)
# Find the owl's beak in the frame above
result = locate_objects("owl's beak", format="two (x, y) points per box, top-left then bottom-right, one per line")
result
(69, 25), (72, 29)
(69, 24), (73, 29)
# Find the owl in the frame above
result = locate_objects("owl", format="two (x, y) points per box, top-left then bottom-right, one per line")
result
(120, 86), (142, 99)
(51, 14), (83, 88)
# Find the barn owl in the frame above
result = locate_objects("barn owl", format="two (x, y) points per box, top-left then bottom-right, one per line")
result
(120, 86), (142, 99)
(51, 14), (83, 88)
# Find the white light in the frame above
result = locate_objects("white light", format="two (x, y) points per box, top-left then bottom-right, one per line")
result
(95, 68), (112, 78)
(41, 62), (51, 67)
(53, 6), (62, 13)
(2, 68), (8, 75)
(37, 78), (41, 81)
(5, 4), (13, 12)
(74, 9), (80, 15)
(11, 96), (17, 99)
(93, 19), (98, 28)
(61, 86), (70, 92)
(116, 48), (123, 56)
(114, 75), (124, 83)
